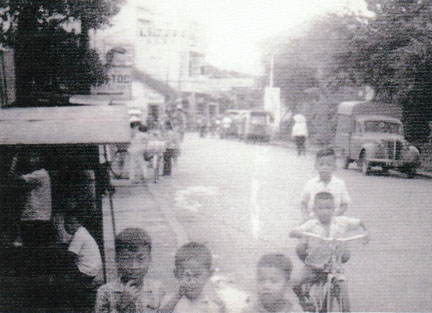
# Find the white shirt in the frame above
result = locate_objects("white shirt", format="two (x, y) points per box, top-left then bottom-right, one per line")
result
(68, 226), (103, 277)
(21, 169), (52, 221)
(302, 176), (351, 215)
(292, 121), (308, 137)
(172, 284), (225, 313)
(128, 132), (148, 154)
(296, 216), (362, 269)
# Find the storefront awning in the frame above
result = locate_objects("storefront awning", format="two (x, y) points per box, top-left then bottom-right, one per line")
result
(0, 105), (130, 145)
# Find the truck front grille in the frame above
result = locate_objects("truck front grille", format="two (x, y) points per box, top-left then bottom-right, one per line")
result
(386, 141), (403, 160)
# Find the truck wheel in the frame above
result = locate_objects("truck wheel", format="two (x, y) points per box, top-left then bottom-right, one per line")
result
(358, 154), (371, 175)
(406, 167), (416, 179)
(343, 157), (351, 169)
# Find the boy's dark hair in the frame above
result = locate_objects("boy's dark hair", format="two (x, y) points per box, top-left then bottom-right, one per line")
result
(316, 148), (336, 160)
(314, 191), (335, 202)
(175, 242), (212, 270)
(139, 124), (148, 132)
(64, 209), (85, 225)
(115, 228), (152, 254)
(257, 254), (293, 281)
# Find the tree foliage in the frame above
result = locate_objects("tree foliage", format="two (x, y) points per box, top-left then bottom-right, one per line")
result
(337, 0), (432, 141)
(262, 13), (364, 144)
(0, 0), (124, 101)
(263, 0), (432, 142)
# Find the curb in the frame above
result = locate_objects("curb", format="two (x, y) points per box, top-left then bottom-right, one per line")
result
(415, 171), (432, 179)
(148, 183), (190, 248)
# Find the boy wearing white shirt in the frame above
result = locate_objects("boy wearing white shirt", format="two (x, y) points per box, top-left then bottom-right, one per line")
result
(64, 210), (102, 311)
(301, 148), (351, 220)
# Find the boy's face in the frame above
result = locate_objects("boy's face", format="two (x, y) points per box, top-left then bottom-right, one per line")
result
(64, 216), (78, 234)
(117, 246), (151, 285)
(256, 266), (288, 309)
(314, 198), (335, 224)
(28, 152), (42, 169)
(176, 259), (211, 300)
(315, 155), (336, 181)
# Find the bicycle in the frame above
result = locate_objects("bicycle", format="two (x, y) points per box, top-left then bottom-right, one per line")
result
(296, 232), (368, 313)
(146, 140), (166, 183)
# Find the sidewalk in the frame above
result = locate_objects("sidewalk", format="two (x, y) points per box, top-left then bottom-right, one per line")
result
(102, 177), (250, 313)
(102, 180), (183, 290)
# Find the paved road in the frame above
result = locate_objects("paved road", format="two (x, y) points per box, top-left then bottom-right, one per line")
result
(156, 133), (432, 312)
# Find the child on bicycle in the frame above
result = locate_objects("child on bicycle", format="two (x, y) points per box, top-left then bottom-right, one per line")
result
(301, 148), (351, 220)
(290, 191), (369, 311)
(241, 253), (303, 313)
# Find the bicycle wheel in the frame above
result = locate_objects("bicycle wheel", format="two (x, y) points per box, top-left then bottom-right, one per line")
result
(328, 279), (350, 313)
(303, 281), (328, 313)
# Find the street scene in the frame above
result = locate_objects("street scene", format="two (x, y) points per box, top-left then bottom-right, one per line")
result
(107, 134), (432, 313)
(0, 0), (432, 312)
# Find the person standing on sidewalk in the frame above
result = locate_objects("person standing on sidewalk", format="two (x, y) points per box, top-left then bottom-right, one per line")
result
(292, 114), (308, 156)
(162, 122), (177, 176)
(128, 118), (149, 184)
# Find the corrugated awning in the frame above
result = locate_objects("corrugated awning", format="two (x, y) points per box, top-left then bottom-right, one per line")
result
(0, 105), (130, 145)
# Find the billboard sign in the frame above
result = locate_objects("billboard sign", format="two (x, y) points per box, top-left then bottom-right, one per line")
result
(92, 44), (134, 100)
(92, 66), (132, 100)
(103, 44), (135, 67)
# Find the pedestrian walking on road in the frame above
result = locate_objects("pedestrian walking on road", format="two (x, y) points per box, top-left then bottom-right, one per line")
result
(292, 114), (308, 156)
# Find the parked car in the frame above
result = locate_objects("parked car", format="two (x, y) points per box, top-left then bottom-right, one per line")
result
(238, 110), (274, 142)
(335, 101), (421, 177)
(220, 110), (247, 138)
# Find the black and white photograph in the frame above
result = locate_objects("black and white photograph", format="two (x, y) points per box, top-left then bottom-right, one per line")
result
(0, 0), (431, 312)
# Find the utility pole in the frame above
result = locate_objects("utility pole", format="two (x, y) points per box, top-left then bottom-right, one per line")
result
(269, 53), (274, 88)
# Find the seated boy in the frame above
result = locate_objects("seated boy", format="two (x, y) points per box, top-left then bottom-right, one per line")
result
(290, 191), (369, 311)
(12, 151), (52, 247)
(301, 148), (351, 220)
(64, 210), (103, 311)
(241, 253), (303, 313)
(160, 242), (226, 313)
(95, 228), (165, 313)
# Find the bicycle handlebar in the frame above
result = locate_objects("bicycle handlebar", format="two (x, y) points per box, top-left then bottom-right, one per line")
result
(302, 232), (367, 242)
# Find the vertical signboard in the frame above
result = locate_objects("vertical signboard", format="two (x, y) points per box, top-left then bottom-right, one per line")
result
(264, 87), (281, 125)
(92, 44), (134, 100)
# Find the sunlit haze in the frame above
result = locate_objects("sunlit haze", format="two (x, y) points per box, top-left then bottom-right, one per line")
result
(122, 0), (369, 75)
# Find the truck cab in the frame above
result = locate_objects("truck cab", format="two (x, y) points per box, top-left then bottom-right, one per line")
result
(335, 101), (420, 177)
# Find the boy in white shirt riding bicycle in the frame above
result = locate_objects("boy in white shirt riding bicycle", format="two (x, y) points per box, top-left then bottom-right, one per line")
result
(301, 148), (351, 220)
(290, 191), (369, 311)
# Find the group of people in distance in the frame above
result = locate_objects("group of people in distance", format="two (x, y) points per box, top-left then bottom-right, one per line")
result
(92, 147), (369, 313)
(128, 118), (182, 184)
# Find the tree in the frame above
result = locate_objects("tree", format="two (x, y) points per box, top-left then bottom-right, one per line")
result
(261, 13), (364, 144)
(0, 0), (124, 103)
(337, 0), (432, 141)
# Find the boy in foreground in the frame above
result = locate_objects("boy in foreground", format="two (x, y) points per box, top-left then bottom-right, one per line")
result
(290, 192), (369, 311)
(95, 228), (165, 313)
(160, 242), (226, 313)
(241, 254), (303, 313)
(301, 148), (351, 220)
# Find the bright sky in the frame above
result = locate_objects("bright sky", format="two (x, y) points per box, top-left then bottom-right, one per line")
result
(130, 0), (370, 75)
